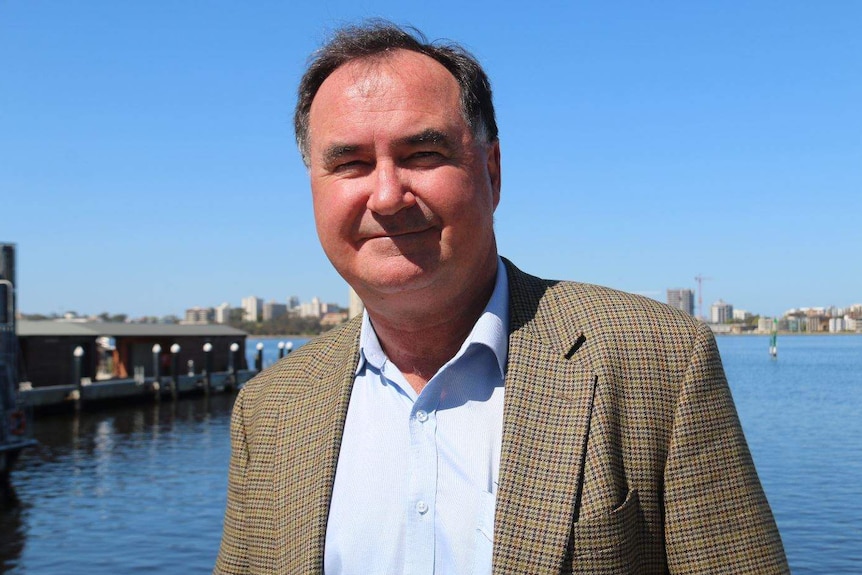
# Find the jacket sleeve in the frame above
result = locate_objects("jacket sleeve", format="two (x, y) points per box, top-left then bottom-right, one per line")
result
(663, 323), (789, 573)
(213, 388), (250, 575)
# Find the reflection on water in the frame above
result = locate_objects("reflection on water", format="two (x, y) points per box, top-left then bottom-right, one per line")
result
(717, 335), (862, 575)
(2, 335), (861, 574)
(1, 394), (234, 574)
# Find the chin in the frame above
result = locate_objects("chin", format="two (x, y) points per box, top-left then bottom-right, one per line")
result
(352, 259), (441, 297)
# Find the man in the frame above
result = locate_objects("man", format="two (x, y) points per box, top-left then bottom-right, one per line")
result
(215, 22), (789, 574)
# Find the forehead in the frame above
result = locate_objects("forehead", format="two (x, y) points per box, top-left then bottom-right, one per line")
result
(307, 50), (462, 135)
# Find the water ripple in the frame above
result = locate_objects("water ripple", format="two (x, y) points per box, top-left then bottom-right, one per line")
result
(2, 335), (861, 573)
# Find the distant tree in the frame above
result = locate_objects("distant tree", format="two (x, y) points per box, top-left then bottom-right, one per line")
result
(227, 311), (324, 336)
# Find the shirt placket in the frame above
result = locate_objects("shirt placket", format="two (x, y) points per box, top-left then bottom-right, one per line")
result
(404, 400), (438, 575)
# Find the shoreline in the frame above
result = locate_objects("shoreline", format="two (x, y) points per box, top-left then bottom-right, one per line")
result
(713, 331), (861, 337)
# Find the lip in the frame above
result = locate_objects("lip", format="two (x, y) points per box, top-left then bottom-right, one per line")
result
(363, 226), (436, 241)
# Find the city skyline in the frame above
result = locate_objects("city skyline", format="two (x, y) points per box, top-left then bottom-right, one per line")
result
(3, 3), (860, 318)
(20, 284), (862, 327)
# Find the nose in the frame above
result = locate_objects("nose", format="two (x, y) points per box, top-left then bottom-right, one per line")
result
(366, 161), (416, 215)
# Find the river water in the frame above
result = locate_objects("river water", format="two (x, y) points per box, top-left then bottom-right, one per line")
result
(1, 334), (860, 573)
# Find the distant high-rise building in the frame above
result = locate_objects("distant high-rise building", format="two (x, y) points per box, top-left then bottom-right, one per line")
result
(732, 309), (752, 321)
(710, 300), (733, 324)
(299, 297), (323, 318)
(806, 315), (823, 333)
(183, 306), (214, 324)
(349, 287), (364, 319)
(263, 301), (288, 321)
(757, 317), (775, 333)
(241, 296), (263, 322)
(215, 302), (232, 324)
(667, 288), (695, 316)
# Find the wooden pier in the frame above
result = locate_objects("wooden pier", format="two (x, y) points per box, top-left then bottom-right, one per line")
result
(19, 368), (258, 412)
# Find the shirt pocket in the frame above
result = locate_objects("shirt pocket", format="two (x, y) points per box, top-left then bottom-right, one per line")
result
(567, 489), (644, 574)
(471, 489), (496, 575)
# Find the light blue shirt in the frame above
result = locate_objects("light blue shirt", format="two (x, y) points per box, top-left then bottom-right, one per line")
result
(324, 259), (509, 575)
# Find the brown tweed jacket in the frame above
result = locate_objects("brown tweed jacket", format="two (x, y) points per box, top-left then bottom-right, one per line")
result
(214, 260), (789, 574)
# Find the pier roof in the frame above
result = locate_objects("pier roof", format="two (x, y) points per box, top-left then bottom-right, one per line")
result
(17, 320), (247, 338)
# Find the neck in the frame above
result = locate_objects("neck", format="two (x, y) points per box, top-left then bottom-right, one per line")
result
(364, 263), (498, 394)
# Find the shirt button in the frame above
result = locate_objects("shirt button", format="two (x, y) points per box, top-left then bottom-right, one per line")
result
(416, 501), (429, 514)
(416, 410), (428, 422)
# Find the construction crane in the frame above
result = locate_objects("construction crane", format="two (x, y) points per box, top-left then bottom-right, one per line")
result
(694, 274), (712, 321)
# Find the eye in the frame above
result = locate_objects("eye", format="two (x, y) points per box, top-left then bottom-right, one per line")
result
(405, 150), (446, 167)
(333, 159), (372, 174)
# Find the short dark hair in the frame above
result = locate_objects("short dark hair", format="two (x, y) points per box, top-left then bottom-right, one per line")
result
(294, 20), (498, 165)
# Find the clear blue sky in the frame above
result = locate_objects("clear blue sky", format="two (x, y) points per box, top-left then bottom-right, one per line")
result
(3, 1), (860, 319)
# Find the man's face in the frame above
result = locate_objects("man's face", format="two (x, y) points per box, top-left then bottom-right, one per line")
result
(306, 49), (501, 307)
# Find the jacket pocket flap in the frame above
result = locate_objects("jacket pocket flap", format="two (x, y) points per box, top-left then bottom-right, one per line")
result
(571, 489), (641, 557)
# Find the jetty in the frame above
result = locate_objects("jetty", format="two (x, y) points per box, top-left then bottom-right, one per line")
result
(16, 320), (256, 412)
(2, 240), (268, 500)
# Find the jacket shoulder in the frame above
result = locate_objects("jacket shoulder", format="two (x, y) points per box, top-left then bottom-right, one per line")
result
(505, 258), (705, 343)
(503, 258), (716, 385)
(240, 317), (361, 406)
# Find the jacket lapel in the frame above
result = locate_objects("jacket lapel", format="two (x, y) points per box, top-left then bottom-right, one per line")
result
(272, 325), (361, 573)
(493, 262), (597, 574)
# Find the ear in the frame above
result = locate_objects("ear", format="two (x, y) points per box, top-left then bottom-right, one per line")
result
(486, 141), (502, 209)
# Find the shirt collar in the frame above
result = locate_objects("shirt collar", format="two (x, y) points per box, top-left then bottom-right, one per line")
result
(356, 257), (510, 378)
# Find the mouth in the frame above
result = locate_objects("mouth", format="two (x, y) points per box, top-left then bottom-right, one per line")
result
(364, 226), (436, 241)
(388, 227), (435, 238)
(357, 207), (442, 245)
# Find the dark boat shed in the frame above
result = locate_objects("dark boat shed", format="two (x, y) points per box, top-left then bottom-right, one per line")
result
(17, 321), (248, 388)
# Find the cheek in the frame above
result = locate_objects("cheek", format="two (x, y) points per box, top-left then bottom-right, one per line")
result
(312, 186), (361, 244)
(428, 172), (495, 220)
(311, 188), (341, 242)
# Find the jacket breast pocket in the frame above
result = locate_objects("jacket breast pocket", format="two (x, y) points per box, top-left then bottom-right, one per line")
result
(566, 489), (644, 574)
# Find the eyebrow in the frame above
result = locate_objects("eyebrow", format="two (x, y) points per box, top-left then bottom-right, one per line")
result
(321, 144), (359, 167)
(397, 128), (452, 149)
(319, 129), (455, 167)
